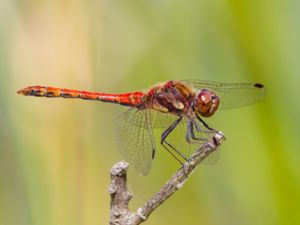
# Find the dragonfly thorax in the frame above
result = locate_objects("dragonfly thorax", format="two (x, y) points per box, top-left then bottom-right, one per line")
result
(146, 82), (192, 116)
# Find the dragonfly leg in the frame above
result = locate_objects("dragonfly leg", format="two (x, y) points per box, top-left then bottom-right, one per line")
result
(161, 142), (184, 165)
(186, 120), (207, 142)
(186, 120), (192, 143)
(162, 141), (190, 178)
(193, 119), (202, 132)
(191, 121), (209, 141)
(160, 117), (188, 162)
(161, 116), (182, 142)
(196, 114), (217, 133)
(163, 140), (188, 161)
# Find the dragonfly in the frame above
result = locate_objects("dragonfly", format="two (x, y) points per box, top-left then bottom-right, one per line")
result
(17, 80), (265, 175)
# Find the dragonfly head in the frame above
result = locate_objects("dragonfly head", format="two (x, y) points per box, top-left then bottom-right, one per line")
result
(194, 89), (220, 117)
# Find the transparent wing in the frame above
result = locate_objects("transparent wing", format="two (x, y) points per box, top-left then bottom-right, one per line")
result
(181, 80), (266, 110)
(163, 117), (220, 165)
(115, 108), (156, 176)
(125, 108), (181, 129)
(150, 109), (180, 128)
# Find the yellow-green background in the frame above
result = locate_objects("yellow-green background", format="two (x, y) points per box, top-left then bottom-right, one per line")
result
(1, 0), (299, 225)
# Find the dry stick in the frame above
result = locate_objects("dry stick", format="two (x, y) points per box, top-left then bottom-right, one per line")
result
(109, 131), (225, 225)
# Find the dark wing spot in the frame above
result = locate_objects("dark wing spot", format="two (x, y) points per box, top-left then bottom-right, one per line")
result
(152, 148), (155, 159)
(254, 83), (264, 88)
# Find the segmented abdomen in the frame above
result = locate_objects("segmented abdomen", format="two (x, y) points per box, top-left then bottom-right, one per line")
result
(17, 86), (146, 107)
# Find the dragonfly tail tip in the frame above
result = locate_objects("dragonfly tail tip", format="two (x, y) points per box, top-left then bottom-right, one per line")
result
(17, 89), (24, 95)
(17, 87), (32, 95)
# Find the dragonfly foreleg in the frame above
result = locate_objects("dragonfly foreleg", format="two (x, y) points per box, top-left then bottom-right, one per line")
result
(196, 114), (217, 133)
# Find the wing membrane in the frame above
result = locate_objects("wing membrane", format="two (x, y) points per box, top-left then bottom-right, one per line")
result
(182, 80), (266, 109)
(115, 108), (155, 175)
(122, 108), (180, 129)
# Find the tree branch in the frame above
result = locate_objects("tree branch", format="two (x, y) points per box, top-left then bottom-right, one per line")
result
(109, 131), (225, 225)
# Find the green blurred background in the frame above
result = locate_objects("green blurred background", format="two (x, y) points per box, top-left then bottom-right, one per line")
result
(1, 0), (300, 225)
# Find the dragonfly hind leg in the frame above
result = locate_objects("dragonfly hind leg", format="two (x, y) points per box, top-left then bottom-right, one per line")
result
(160, 116), (188, 163)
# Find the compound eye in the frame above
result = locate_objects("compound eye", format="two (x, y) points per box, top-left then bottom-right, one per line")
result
(195, 89), (219, 117)
(212, 95), (219, 104)
(199, 90), (212, 106)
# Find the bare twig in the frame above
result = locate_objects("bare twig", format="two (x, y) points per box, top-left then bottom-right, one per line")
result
(109, 131), (225, 225)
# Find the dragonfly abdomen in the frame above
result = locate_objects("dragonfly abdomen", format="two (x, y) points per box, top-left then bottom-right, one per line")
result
(17, 86), (146, 107)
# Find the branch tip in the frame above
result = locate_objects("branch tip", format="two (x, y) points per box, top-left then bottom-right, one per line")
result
(110, 161), (129, 176)
(109, 132), (225, 225)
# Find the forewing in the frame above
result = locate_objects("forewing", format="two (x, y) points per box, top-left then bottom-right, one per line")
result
(181, 80), (266, 109)
(115, 108), (155, 175)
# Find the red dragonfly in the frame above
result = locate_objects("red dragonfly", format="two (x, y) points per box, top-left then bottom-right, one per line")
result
(17, 80), (265, 175)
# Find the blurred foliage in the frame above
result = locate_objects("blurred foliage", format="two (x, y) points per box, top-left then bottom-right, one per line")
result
(0, 0), (300, 225)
